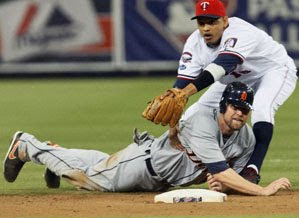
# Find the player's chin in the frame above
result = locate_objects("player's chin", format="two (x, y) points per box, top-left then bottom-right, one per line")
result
(231, 120), (244, 130)
(203, 35), (219, 44)
(204, 37), (215, 44)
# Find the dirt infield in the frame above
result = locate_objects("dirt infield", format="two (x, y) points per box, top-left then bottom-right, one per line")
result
(0, 190), (298, 217)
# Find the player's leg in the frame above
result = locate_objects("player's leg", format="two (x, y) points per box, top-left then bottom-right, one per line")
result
(44, 144), (110, 189)
(243, 67), (297, 183)
(3, 131), (109, 190)
(85, 140), (170, 192)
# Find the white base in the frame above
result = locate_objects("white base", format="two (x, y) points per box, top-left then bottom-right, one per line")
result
(154, 189), (227, 203)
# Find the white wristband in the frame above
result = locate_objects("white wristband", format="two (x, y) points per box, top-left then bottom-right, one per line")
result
(204, 63), (226, 81)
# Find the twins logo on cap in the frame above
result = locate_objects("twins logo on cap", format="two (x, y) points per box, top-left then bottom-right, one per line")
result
(200, 2), (210, 11)
(191, 0), (226, 20)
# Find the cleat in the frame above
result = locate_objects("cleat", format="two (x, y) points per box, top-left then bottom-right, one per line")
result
(3, 131), (25, 182)
(44, 168), (60, 188)
(240, 167), (261, 184)
(43, 141), (61, 188)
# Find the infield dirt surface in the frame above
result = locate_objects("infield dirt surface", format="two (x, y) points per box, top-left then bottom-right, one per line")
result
(0, 190), (298, 217)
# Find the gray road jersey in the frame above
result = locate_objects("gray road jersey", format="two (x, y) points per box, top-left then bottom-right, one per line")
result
(180, 103), (255, 173)
(150, 132), (207, 187)
(151, 103), (255, 186)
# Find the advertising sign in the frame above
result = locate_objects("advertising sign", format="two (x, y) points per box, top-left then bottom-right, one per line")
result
(0, 0), (102, 61)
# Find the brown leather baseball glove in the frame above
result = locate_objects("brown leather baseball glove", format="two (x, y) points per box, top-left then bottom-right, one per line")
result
(142, 88), (188, 127)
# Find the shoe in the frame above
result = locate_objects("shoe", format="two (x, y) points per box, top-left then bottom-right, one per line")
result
(240, 166), (261, 184)
(3, 131), (25, 182)
(44, 141), (61, 188)
(44, 168), (60, 188)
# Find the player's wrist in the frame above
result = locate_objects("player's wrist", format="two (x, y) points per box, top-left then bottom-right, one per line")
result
(183, 83), (198, 97)
(204, 63), (226, 81)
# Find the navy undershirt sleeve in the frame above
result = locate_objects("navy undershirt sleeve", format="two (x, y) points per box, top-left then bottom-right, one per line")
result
(205, 161), (229, 174)
(174, 53), (242, 91)
(191, 70), (215, 91)
(173, 78), (192, 88)
(213, 53), (243, 73)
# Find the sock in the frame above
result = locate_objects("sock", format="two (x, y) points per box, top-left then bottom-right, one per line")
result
(247, 121), (274, 172)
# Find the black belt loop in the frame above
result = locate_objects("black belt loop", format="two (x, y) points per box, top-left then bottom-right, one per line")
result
(145, 158), (157, 176)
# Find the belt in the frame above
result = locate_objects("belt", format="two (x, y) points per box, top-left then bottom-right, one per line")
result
(145, 158), (157, 176)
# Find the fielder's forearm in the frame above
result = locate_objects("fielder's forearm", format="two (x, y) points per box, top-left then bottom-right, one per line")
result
(182, 83), (198, 97)
(213, 168), (265, 196)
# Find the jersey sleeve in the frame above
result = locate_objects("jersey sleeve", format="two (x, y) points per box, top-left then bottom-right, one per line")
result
(218, 26), (258, 63)
(177, 30), (204, 81)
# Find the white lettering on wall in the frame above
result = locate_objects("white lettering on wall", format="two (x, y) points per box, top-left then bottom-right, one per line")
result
(248, 0), (299, 20)
(268, 24), (299, 52)
(288, 24), (299, 51)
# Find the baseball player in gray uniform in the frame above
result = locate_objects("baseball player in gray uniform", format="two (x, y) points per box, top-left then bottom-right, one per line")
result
(4, 82), (291, 195)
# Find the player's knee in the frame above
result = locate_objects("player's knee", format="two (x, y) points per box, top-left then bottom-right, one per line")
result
(62, 170), (103, 191)
(251, 109), (275, 126)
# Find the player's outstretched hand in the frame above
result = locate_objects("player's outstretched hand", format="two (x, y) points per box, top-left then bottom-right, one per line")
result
(142, 88), (188, 127)
(207, 173), (225, 192)
(263, 177), (292, 196)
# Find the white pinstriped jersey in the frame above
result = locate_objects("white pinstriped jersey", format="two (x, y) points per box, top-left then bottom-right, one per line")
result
(178, 17), (296, 87)
(178, 17), (297, 124)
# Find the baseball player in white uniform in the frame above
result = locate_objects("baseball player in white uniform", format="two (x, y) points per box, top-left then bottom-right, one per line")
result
(172, 0), (297, 183)
(3, 82), (291, 195)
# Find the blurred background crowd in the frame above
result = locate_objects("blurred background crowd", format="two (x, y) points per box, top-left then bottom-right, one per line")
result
(0, 0), (297, 76)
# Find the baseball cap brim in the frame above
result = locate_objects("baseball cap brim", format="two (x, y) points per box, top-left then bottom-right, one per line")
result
(227, 99), (253, 111)
(191, 15), (221, 20)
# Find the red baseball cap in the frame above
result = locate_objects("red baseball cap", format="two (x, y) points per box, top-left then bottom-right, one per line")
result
(191, 0), (226, 20)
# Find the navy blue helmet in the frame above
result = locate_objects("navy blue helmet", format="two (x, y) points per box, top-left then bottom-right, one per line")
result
(220, 82), (254, 113)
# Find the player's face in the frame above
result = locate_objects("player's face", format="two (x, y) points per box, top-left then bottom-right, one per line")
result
(223, 104), (250, 131)
(197, 16), (229, 45)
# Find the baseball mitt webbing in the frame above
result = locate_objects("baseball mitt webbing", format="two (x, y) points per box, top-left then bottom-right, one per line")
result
(142, 88), (188, 127)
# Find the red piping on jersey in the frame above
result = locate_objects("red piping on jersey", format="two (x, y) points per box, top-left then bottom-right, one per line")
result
(177, 75), (195, 81)
(218, 51), (245, 63)
(182, 51), (193, 57)
(268, 66), (289, 124)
